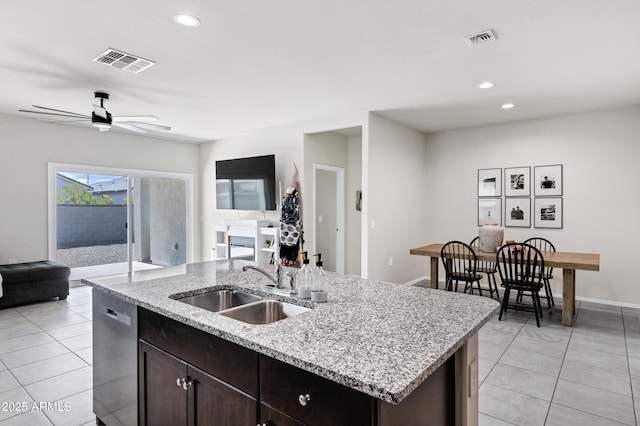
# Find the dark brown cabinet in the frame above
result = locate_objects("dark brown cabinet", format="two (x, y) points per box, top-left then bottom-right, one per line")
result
(138, 309), (258, 426)
(139, 341), (186, 426)
(259, 403), (306, 426)
(137, 307), (455, 426)
(260, 355), (372, 426)
(139, 341), (256, 426)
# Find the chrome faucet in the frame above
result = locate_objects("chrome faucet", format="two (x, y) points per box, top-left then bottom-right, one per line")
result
(242, 263), (297, 294)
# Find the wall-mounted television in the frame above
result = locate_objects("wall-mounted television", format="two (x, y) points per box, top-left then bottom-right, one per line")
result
(216, 154), (276, 211)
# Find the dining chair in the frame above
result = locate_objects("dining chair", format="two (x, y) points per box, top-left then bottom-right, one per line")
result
(524, 237), (555, 308)
(496, 242), (545, 327)
(440, 241), (484, 295)
(469, 237), (500, 301)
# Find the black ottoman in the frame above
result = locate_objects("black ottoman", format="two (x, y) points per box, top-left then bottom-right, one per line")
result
(0, 261), (70, 308)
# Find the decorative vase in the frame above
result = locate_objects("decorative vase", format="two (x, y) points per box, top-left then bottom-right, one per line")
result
(479, 225), (504, 252)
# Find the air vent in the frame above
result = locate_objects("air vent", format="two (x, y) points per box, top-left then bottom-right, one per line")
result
(464, 29), (498, 46)
(93, 48), (155, 74)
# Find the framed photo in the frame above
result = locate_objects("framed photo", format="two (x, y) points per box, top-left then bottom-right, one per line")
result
(478, 198), (502, 226)
(505, 166), (531, 197)
(534, 164), (563, 196)
(505, 198), (531, 228)
(534, 197), (563, 229)
(478, 168), (502, 197)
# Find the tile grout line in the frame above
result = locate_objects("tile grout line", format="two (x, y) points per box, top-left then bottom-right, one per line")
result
(0, 290), (93, 426)
(622, 308), (639, 426)
(477, 310), (527, 418)
(544, 302), (639, 425)
(542, 300), (575, 425)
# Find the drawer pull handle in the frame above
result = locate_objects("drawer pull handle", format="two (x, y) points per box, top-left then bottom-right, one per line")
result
(176, 377), (194, 391)
(298, 393), (311, 406)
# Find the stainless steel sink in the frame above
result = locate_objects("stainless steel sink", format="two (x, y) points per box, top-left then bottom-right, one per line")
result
(219, 300), (310, 324)
(176, 289), (262, 313)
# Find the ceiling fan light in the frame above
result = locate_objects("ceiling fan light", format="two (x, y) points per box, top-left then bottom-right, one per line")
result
(93, 122), (111, 130)
(173, 14), (201, 27)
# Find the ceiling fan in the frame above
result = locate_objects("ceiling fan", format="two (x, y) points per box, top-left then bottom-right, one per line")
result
(19, 91), (171, 134)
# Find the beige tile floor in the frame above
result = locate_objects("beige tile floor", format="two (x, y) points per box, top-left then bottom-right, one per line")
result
(0, 285), (94, 426)
(1, 284), (639, 425)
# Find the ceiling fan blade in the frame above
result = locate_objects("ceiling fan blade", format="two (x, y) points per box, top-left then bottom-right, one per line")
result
(47, 119), (91, 124)
(112, 122), (149, 134)
(119, 121), (171, 132)
(93, 104), (108, 119)
(112, 115), (158, 122)
(20, 109), (91, 119)
(32, 105), (89, 118)
(32, 117), (90, 126)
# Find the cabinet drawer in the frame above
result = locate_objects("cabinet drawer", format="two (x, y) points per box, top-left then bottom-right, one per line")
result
(139, 308), (258, 396)
(260, 355), (372, 426)
(260, 403), (305, 426)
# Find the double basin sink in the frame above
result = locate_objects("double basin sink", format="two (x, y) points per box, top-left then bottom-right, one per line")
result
(174, 289), (310, 325)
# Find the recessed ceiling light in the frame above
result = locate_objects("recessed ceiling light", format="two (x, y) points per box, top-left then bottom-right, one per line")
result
(501, 103), (515, 109)
(173, 14), (201, 27)
(478, 81), (495, 89)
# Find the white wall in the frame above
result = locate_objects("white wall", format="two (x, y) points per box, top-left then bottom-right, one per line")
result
(421, 106), (640, 305)
(199, 112), (365, 262)
(346, 134), (362, 276)
(366, 112), (430, 283)
(0, 113), (200, 264)
(303, 131), (348, 269)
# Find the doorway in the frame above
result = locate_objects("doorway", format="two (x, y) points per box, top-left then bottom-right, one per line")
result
(313, 164), (345, 274)
(48, 163), (192, 281)
(303, 127), (362, 276)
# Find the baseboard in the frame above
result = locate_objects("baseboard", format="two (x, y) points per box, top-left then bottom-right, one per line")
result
(407, 277), (640, 309)
(404, 276), (428, 286)
(576, 296), (640, 310)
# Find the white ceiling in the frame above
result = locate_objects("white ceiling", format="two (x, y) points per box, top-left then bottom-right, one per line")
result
(1, 0), (639, 143)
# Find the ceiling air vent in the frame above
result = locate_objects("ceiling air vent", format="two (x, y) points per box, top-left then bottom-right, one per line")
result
(464, 29), (498, 46)
(93, 48), (155, 74)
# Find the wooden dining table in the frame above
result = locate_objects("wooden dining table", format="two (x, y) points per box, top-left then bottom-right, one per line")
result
(409, 243), (600, 326)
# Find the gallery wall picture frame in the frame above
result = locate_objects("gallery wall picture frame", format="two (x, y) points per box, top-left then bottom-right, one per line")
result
(505, 198), (531, 228)
(478, 168), (502, 197)
(534, 164), (563, 196)
(505, 166), (531, 197)
(478, 198), (502, 226)
(534, 197), (563, 229)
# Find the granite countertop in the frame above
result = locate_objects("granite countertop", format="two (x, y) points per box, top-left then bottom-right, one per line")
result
(83, 259), (499, 404)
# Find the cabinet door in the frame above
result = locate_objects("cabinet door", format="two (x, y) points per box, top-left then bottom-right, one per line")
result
(260, 355), (372, 426)
(139, 341), (188, 426)
(259, 403), (305, 426)
(188, 365), (257, 426)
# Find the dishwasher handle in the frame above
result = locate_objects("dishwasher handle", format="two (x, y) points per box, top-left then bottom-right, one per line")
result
(99, 304), (132, 327)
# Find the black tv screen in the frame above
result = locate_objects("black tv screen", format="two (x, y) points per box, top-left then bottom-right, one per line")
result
(215, 154), (276, 211)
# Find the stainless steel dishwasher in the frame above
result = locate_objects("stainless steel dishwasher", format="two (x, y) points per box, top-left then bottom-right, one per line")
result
(93, 289), (137, 426)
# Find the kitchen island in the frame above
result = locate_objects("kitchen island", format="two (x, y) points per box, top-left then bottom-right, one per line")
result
(84, 259), (499, 426)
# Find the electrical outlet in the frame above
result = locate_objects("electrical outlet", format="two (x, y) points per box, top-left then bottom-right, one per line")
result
(8, 258), (17, 264)
(388, 257), (393, 267)
(318, 215), (324, 223)
(370, 219), (376, 229)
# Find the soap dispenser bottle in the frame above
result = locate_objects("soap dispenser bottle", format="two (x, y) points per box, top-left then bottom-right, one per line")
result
(311, 253), (328, 303)
(297, 252), (313, 299)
